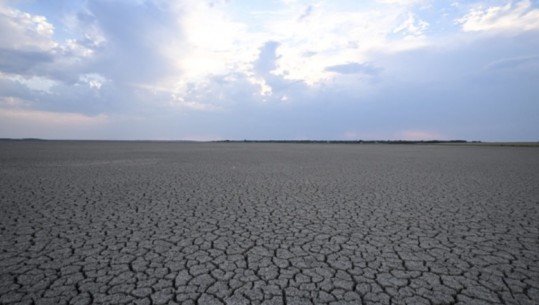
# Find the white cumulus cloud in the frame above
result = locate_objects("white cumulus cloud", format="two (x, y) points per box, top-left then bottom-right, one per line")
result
(457, 0), (539, 33)
(0, 5), (56, 51)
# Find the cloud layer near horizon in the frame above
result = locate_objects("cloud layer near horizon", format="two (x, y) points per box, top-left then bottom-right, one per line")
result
(1, 0), (538, 141)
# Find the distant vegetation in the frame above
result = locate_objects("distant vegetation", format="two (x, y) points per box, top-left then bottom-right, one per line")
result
(2, 139), (538, 147)
(214, 140), (539, 147)
(216, 140), (471, 144)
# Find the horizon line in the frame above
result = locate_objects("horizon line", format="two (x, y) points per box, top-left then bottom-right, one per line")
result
(2, 138), (539, 144)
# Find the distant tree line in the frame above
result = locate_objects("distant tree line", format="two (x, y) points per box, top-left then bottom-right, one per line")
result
(216, 140), (472, 144)
(1, 138), (483, 144)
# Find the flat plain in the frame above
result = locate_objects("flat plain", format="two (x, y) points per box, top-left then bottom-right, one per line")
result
(1, 141), (538, 305)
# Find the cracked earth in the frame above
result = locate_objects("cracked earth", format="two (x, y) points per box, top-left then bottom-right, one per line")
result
(1, 142), (538, 305)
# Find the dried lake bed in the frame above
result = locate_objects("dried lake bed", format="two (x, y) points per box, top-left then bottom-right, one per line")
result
(1, 141), (538, 305)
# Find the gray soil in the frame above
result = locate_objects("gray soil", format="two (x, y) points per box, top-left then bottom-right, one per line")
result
(1, 141), (538, 305)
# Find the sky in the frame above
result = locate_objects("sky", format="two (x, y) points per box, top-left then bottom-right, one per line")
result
(0, 0), (538, 141)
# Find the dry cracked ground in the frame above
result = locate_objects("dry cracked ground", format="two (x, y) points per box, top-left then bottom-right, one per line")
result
(1, 142), (538, 305)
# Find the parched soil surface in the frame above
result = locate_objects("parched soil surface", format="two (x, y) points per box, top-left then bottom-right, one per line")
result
(1, 141), (538, 305)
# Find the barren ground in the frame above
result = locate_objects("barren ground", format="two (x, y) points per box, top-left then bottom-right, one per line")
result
(1, 141), (538, 305)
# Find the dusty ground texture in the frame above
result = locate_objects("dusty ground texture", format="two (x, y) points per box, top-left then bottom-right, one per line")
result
(1, 141), (538, 305)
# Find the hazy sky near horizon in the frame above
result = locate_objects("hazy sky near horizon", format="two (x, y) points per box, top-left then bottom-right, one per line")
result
(0, 0), (538, 141)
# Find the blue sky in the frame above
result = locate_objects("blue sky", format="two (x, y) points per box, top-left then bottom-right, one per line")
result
(0, 0), (538, 141)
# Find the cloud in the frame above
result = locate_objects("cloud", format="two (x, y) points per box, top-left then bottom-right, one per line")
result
(0, 1), (188, 116)
(0, 107), (108, 126)
(457, 0), (539, 33)
(0, 0), (433, 110)
(254, 41), (281, 75)
(1, 1), (538, 141)
(297, 5), (313, 21)
(0, 71), (119, 115)
(0, 95), (108, 139)
(377, 0), (426, 5)
(85, 0), (181, 84)
(325, 63), (380, 75)
(260, 2), (433, 85)
(0, 49), (54, 75)
(0, 5), (56, 52)
(393, 13), (429, 36)
(0, 4), (57, 76)
(173, 1), (254, 80)
(0, 3), (103, 85)
(485, 54), (539, 72)
(0, 96), (29, 108)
